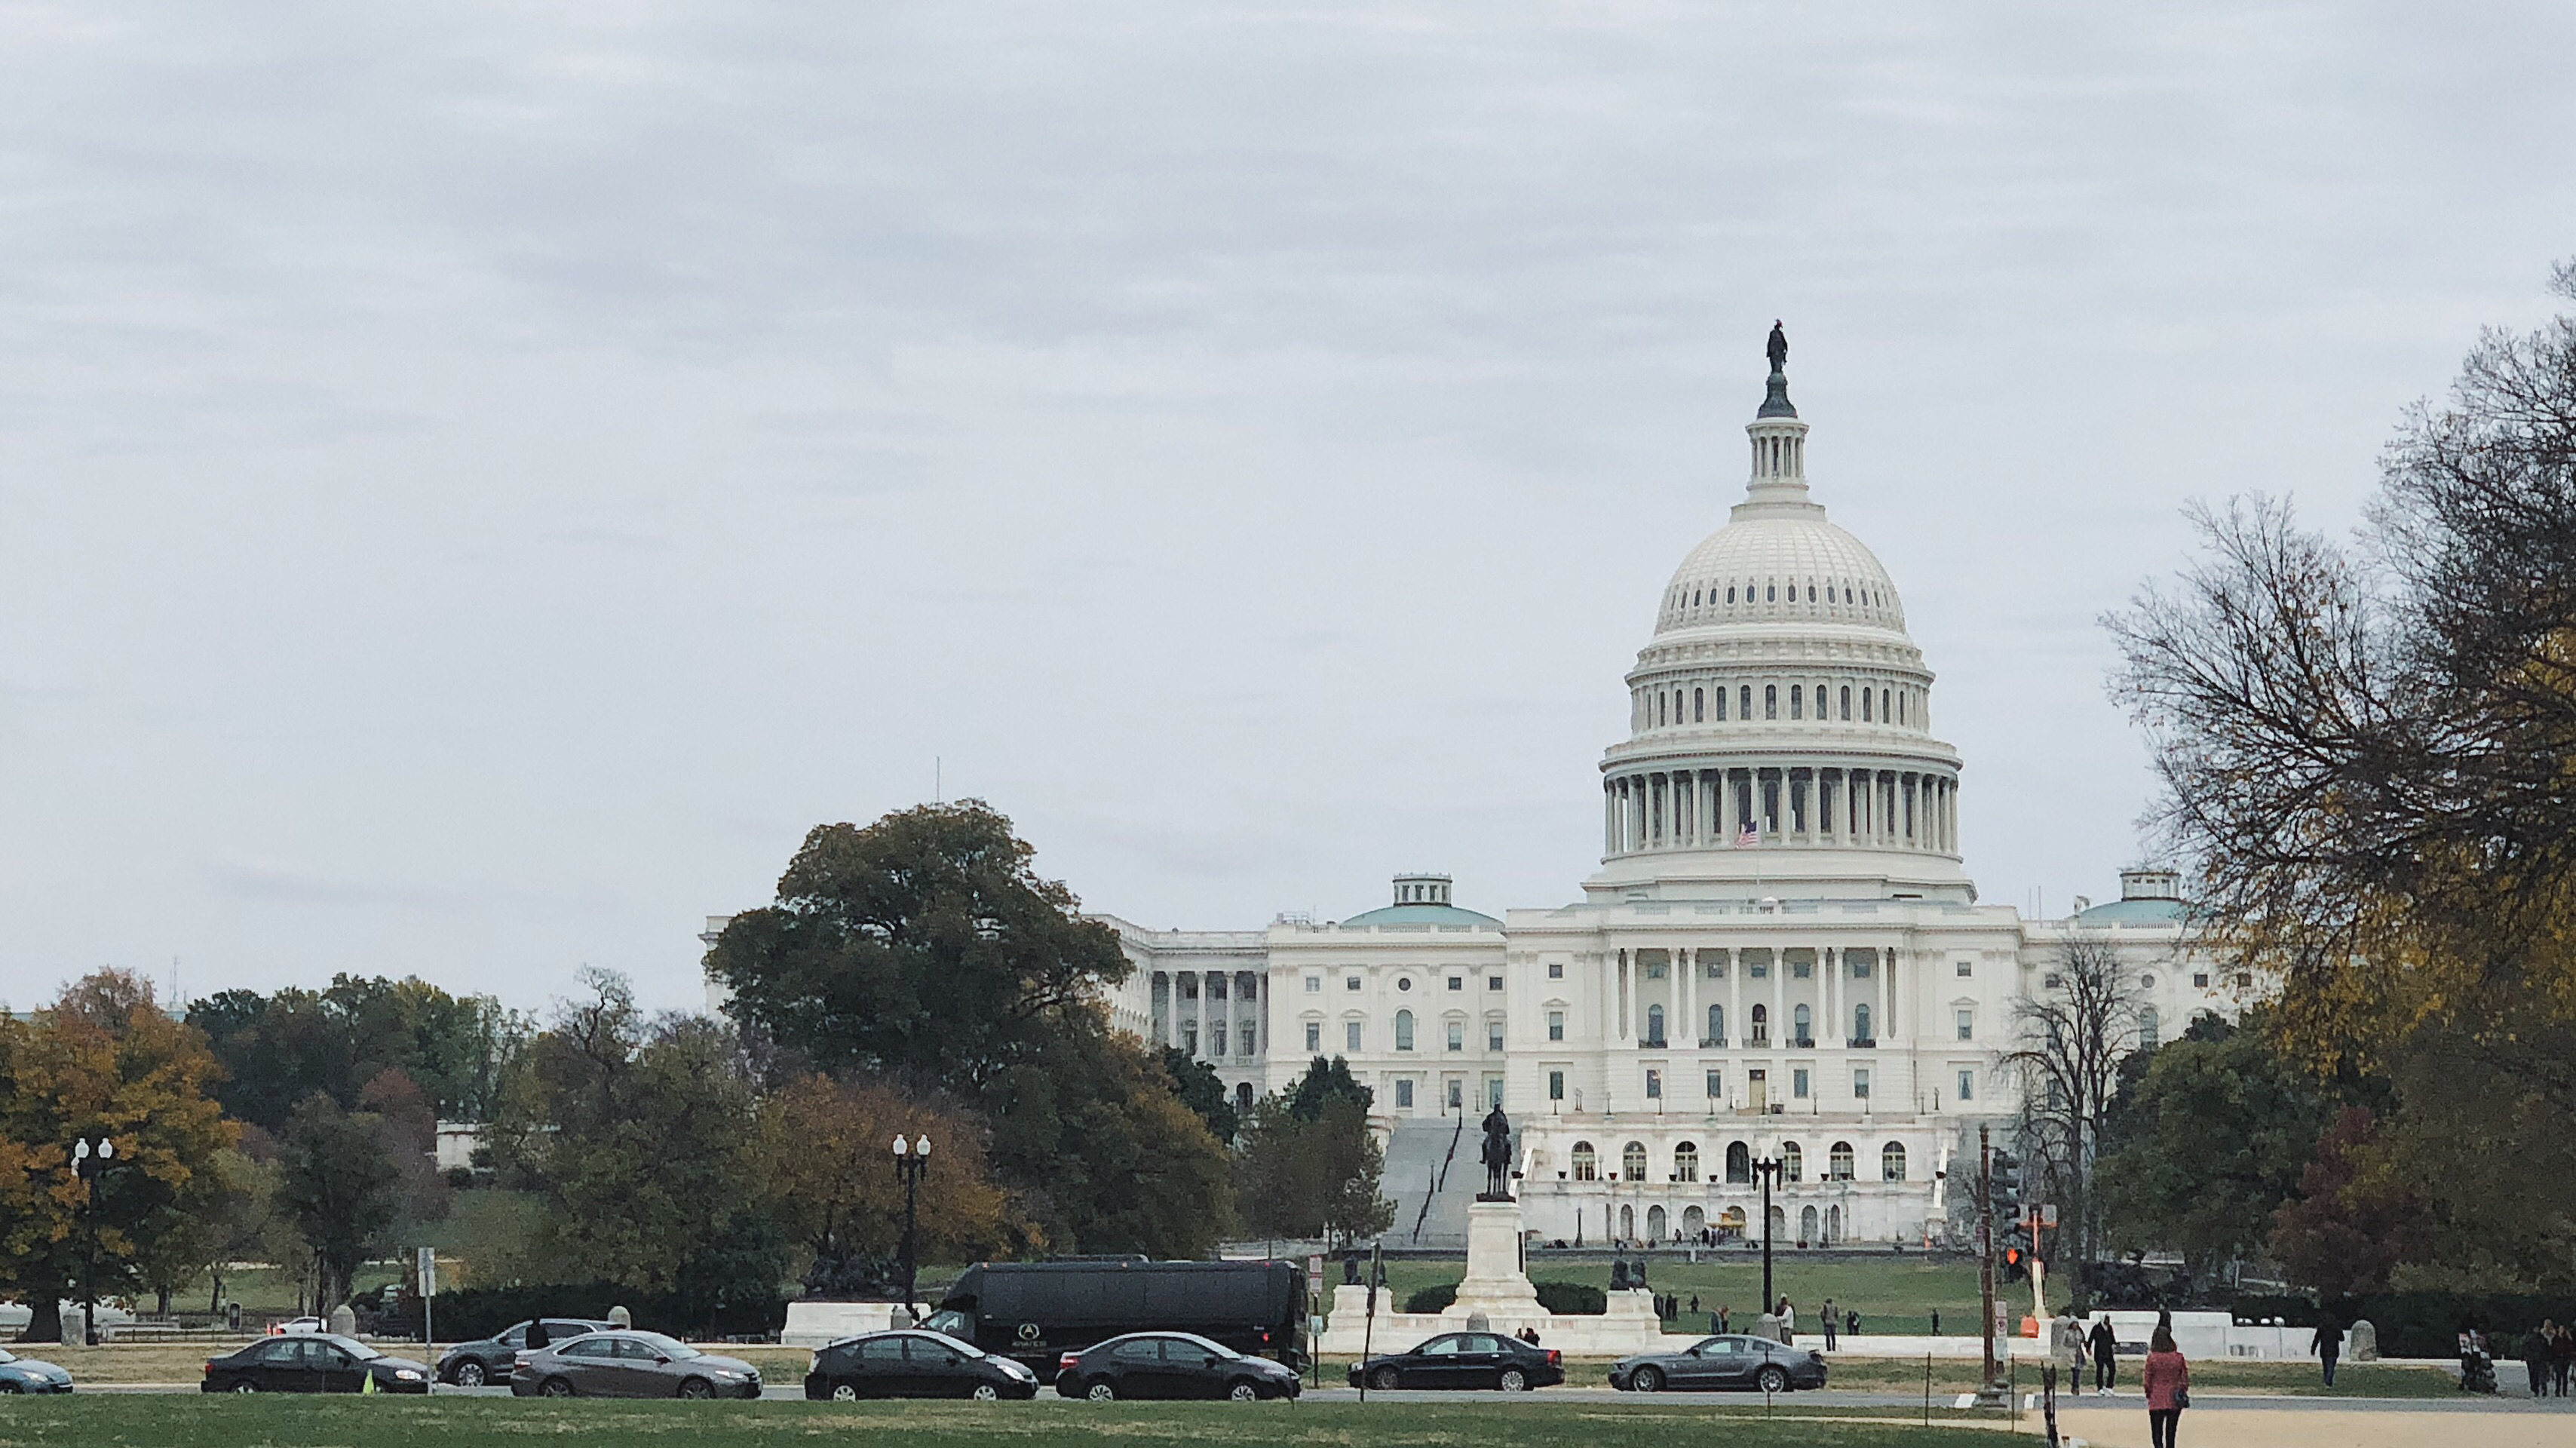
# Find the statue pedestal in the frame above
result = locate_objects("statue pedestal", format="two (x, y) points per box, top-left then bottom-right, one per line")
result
(1452, 1199), (1541, 1316)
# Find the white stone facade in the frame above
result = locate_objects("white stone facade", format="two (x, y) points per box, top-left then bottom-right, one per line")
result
(1097, 351), (2247, 1247)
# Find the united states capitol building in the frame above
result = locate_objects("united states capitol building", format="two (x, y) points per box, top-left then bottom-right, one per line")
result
(1088, 340), (2240, 1250)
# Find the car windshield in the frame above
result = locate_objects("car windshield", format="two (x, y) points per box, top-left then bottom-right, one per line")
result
(915, 1330), (983, 1359)
(0, 1350), (16, 1365)
(630, 1332), (701, 1360)
(328, 1336), (385, 1361)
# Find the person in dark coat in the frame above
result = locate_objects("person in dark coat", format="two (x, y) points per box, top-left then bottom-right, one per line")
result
(2311, 1314), (2344, 1388)
(2089, 1315), (2120, 1395)
(2523, 1325), (2553, 1398)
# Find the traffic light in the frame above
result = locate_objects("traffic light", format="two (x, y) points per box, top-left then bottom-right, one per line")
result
(2003, 1244), (2027, 1283)
(1989, 1152), (2023, 1217)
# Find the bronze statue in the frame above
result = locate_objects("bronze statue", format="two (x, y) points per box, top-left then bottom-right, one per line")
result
(1766, 320), (1788, 375)
(1478, 1105), (1514, 1199)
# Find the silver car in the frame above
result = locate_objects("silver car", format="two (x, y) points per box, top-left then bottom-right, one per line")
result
(511, 1330), (762, 1400)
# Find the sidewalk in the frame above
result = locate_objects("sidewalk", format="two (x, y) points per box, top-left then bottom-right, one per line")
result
(2053, 1404), (2571, 1448)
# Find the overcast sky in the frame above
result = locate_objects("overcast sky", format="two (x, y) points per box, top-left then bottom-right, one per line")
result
(2, 3), (2568, 1016)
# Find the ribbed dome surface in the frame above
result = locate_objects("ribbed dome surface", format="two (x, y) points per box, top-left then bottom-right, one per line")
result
(1655, 514), (1906, 634)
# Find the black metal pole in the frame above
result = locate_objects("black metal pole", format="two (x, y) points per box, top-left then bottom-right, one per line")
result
(900, 1163), (920, 1321)
(82, 1171), (99, 1347)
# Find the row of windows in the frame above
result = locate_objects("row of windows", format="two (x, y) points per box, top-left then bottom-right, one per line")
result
(1305, 972), (1507, 994)
(1544, 1064), (1977, 1106)
(1637, 680), (1915, 729)
(1302, 1014), (1507, 1054)
(1630, 1001), (1878, 1047)
(1569, 1138), (1909, 1184)
(1664, 576), (1891, 616)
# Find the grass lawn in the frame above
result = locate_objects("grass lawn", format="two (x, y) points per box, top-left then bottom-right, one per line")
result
(1366, 1255), (1991, 1333)
(0, 1397), (1992, 1447)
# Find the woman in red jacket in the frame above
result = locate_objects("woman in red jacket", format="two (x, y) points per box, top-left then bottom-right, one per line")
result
(2142, 1326), (2189, 1447)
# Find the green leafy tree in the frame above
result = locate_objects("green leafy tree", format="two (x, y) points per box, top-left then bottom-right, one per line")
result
(980, 1026), (1234, 1256)
(1233, 1060), (1391, 1248)
(189, 976), (528, 1133)
(276, 1093), (400, 1310)
(1159, 1048), (1238, 1143)
(2095, 1014), (2330, 1287)
(1282, 1055), (1372, 1121)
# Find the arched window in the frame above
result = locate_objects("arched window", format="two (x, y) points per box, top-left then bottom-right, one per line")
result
(1766, 582), (1776, 602)
(1715, 687), (1728, 721)
(1882, 1142), (1908, 1182)
(1862, 689), (1872, 722)
(1394, 1010), (1415, 1051)
(1572, 1141), (1597, 1181)
(1707, 1003), (1724, 1044)
(1840, 685), (1851, 719)
(1622, 1141), (1648, 1182)
(1750, 1003), (1769, 1044)
(1780, 1141), (1803, 1181)
(1620, 1204), (1635, 1240)
(1645, 1005), (1665, 1046)
(1693, 688), (1704, 722)
(1826, 1204), (1840, 1244)
(1789, 684), (1803, 719)
(1854, 1002), (1872, 1043)
(1828, 1141), (1856, 1180)
(1647, 1204), (1668, 1241)
(1740, 685), (1753, 719)
(1674, 1142), (1700, 1183)
(1765, 685), (1778, 719)
(1792, 1003), (1812, 1044)
(1236, 1081), (1253, 1112)
(1799, 1204), (1818, 1244)
(1657, 694), (1666, 726)
(1881, 688), (1891, 722)
(1726, 585), (1736, 603)
(1725, 1141), (1751, 1183)
(2139, 1006), (2160, 1050)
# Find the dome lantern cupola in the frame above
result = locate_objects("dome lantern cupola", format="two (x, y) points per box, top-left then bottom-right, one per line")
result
(1743, 320), (1816, 514)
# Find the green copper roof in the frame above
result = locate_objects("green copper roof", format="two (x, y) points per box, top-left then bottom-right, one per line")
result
(2072, 897), (2191, 925)
(1339, 903), (1501, 928)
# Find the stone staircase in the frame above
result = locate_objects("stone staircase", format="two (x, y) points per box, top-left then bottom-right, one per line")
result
(1380, 1114), (1482, 1247)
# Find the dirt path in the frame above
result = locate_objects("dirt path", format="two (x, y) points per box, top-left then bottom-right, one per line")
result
(2053, 1404), (2575, 1448)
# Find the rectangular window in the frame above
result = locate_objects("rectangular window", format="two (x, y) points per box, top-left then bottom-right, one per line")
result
(1346, 975), (1361, 991)
(1704, 959), (1725, 978)
(1705, 1069), (1722, 1098)
(1488, 1021), (1504, 1052)
(1956, 960), (1973, 977)
(1548, 1070), (1566, 1101)
(1955, 1010), (1974, 1042)
(1305, 974), (1321, 993)
(1645, 1069), (1663, 1099)
(1854, 1067), (1871, 1098)
(1547, 962), (1565, 980)
(1848, 956), (1872, 979)
(1792, 1068), (1810, 1099)
(1447, 1078), (1463, 1109)
(1305, 1022), (1321, 1053)
(1792, 959), (1812, 979)
(1547, 1011), (1566, 1042)
(1394, 1078), (1414, 1109)
(1240, 1024), (1254, 1056)
(1346, 1020), (1363, 1051)
(1645, 962), (1667, 980)
(1750, 959), (1769, 979)
(1446, 1021), (1464, 1052)
(2193, 971), (2210, 988)
(1956, 1069), (1975, 1101)
(1447, 975), (1464, 991)
(1488, 1076), (1504, 1109)
(1488, 974), (1504, 991)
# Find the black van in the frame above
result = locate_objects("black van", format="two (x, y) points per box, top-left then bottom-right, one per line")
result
(925, 1259), (1306, 1373)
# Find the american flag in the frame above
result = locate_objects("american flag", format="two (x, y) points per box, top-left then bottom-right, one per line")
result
(1735, 823), (1759, 848)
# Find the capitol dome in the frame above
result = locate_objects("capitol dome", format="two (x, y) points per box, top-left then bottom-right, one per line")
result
(1586, 333), (1971, 905)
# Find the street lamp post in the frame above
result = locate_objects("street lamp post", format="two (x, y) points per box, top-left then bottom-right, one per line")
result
(71, 1137), (117, 1347)
(891, 1134), (931, 1324)
(1752, 1155), (1784, 1318)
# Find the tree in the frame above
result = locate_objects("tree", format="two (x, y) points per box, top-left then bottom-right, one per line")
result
(2269, 1107), (2432, 1299)
(749, 1073), (1017, 1278)
(2095, 1014), (2331, 1288)
(1159, 1048), (1238, 1143)
(0, 971), (239, 1341)
(1233, 1060), (1391, 1248)
(2106, 262), (2576, 1282)
(705, 802), (1131, 1093)
(189, 976), (528, 1134)
(980, 1026), (1234, 1256)
(2001, 933), (2146, 1300)
(276, 1093), (400, 1311)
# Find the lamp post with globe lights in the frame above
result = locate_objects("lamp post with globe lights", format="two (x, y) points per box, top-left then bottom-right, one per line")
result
(891, 1134), (931, 1322)
(71, 1137), (121, 1346)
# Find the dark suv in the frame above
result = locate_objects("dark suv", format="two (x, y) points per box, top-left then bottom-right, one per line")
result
(436, 1319), (613, 1387)
(1055, 1333), (1302, 1401)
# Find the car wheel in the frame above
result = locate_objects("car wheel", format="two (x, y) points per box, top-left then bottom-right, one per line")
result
(830, 1381), (859, 1401)
(1369, 1365), (1400, 1391)
(676, 1377), (715, 1400)
(538, 1376), (575, 1399)
(1757, 1365), (1789, 1394)
(1085, 1379), (1117, 1402)
(1498, 1368), (1528, 1392)
(230, 1379), (258, 1394)
(972, 1383), (1000, 1401)
(1631, 1366), (1664, 1393)
(1228, 1380), (1260, 1402)
(0, 1382), (20, 1394)
(455, 1361), (487, 1388)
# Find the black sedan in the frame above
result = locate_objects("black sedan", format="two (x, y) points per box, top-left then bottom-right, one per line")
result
(0, 1347), (73, 1394)
(805, 1330), (1041, 1400)
(1348, 1332), (1562, 1391)
(1610, 1334), (1826, 1394)
(436, 1318), (614, 1387)
(1055, 1333), (1302, 1401)
(202, 1334), (432, 1393)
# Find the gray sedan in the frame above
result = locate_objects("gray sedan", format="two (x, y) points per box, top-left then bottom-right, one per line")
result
(510, 1330), (762, 1399)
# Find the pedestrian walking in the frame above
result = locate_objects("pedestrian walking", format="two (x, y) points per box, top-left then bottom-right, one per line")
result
(2052, 1309), (2084, 1398)
(1930, 1308), (1941, 1335)
(1821, 1298), (1838, 1351)
(2142, 1325), (2188, 1448)
(2552, 1322), (2572, 1396)
(2088, 1314), (2119, 1395)
(1778, 1297), (1795, 1345)
(2312, 1313), (2344, 1388)
(2522, 1325), (2552, 1399)
(1688, 1293), (1700, 1315)
(1846, 1307), (1860, 1339)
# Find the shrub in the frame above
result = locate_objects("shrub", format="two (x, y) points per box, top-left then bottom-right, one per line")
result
(1535, 1281), (1606, 1315)
(383, 1280), (789, 1342)
(1405, 1284), (1458, 1314)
